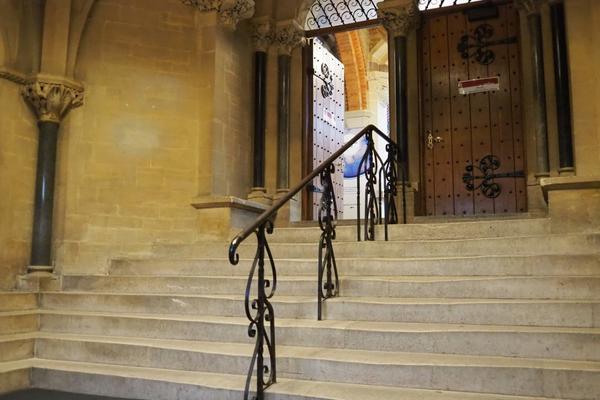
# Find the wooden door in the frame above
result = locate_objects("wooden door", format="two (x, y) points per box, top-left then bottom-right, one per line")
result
(421, 3), (526, 216)
(311, 38), (345, 219)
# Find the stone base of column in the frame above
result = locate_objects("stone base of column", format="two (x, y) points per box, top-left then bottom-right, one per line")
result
(191, 195), (268, 240)
(396, 182), (416, 224)
(534, 171), (551, 180)
(17, 271), (60, 291)
(27, 264), (54, 273)
(273, 189), (291, 227)
(541, 176), (600, 234)
(558, 167), (575, 176)
(247, 187), (273, 206)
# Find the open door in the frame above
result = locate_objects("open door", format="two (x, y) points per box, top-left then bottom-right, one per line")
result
(303, 37), (345, 220)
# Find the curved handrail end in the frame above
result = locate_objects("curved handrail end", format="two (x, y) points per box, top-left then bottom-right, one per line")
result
(229, 237), (241, 265)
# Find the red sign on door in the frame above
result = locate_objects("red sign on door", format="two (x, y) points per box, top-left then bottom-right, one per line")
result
(458, 77), (500, 95)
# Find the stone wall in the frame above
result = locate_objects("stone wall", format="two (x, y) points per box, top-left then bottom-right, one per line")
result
(564, 0), (600, 177)
(53, 0), (203, 274)
(0, 79), (37, 289)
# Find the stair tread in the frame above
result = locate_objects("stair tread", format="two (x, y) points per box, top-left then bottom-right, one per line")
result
(62, 274), (600, 281)
(40, 291), (600, 304)
(37, 308), (600, 334)
(31, 331), (600, 371)
(0, 358), (566, 400)
(113, 254), (600, 262)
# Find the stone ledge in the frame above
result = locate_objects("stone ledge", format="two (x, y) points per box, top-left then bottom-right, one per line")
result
(191, 196), (268, 214)
(540, 176), (600, 202)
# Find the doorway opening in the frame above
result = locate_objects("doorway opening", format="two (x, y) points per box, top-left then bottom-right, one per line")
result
(302, 2), (391, 221)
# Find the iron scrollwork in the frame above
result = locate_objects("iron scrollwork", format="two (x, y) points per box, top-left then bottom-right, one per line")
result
(230, 221), (277, 400)
(306, 0), (380, 30)
(317, 164), (340, 321)
(356, 131), (400, 241)
(457, 24), (517, 65)
(463, 155), (524, 198)
(313, 63), (334, 98)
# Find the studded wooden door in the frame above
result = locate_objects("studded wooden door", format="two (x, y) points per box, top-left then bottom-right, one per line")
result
(312, 38), (345, 219)
(421, 3), (527, 216)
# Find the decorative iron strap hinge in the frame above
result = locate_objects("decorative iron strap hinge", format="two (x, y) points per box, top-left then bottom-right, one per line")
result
(463, 155), (524, 198)
(311, 63), (334, 98)
(458, 24), (517, 65)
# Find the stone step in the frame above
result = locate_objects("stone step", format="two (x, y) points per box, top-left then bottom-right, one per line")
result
(267, 218), (551, 242)
(0, 311), (38, 335)
(39, 292), (600, 327)
(0, 360), (30, 395)
(1, 358), (563, 400)
(0, 334), (34, 363)
(154, 233), (600, 259)
(34, 333), (600, 399)
(39, 310), (600, 361)
(110, 254), (600, 277)
(0, 292), (37, 312)
(59, 274), (600, 300)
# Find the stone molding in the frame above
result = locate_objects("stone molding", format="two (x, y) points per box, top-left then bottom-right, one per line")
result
(515, 0), (547, 15)
(274, 22), (305, 55)
(377, 0), (419, 37)
(250, 18), (274, 52)
(0, 68), (29, 85)
(21, 75), (84, 123)
(181, 0), (255, 29)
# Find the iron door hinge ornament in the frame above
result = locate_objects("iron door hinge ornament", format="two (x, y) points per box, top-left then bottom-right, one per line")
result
(312, 63), (334, 98)
(458, 24), (517, 65)
(463, 155), (524, 198)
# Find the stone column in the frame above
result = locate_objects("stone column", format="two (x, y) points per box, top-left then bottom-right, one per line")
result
(517, 0), (550, 178)
(248, 18), (273, 204)
(21, 76), (83, 272)
(378, 0), (418, 223)
(274, 23), (304, 196)
(378, 0), (418, 183)
(549, 0), (574, 175)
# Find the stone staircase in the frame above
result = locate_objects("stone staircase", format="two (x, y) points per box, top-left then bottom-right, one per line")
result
(1, 217), (600, 399)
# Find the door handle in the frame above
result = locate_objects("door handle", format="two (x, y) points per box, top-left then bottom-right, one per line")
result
(426, 131), (444, 149)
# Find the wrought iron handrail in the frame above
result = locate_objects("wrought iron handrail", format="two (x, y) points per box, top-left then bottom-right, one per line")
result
(228, 124), (405, 400)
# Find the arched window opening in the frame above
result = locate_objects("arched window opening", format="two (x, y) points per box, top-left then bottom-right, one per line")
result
(305, 0), (384, 31)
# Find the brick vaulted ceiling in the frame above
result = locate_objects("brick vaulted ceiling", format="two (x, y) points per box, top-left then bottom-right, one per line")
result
(334, 30), (368, 112)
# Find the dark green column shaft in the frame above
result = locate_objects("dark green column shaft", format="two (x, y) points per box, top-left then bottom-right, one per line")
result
(277, 54), (291, 190)
(550, 1), (574, 172)
(30, 121), (60, 268)
(527, 12), (550, 176)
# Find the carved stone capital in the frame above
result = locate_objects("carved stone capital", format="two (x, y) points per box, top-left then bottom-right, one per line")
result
(181, 0), (255, 29)
(515, 0), (547, 15)
(377, 1), (419, 37)
(274, 22), (305, 55)
(250, 18), (274, 52)
(21, 76), (84, 123)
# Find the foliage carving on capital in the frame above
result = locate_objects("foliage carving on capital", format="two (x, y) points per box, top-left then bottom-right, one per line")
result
(377, 1), (419, 37)
(274, 23), (305, 55)
(21, 77), (84, 123)
(250, 19), (274, 52)
(181, 0), (255, 29)
(515, 0), (546, 15)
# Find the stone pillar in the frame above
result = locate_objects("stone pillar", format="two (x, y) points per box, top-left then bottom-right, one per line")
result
(379, 0), (418, 223)
(248, 18), (272, 204)
(21, 76), (83, 272)
(517, 0), (550, 178)
(378, 0), (418, 184)
(274, 23), (304, 196)
(549, 0), (574, 176)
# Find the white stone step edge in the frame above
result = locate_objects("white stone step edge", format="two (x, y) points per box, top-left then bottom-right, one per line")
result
(30, 331), (600, 373)
(0, 358), (566, 400)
